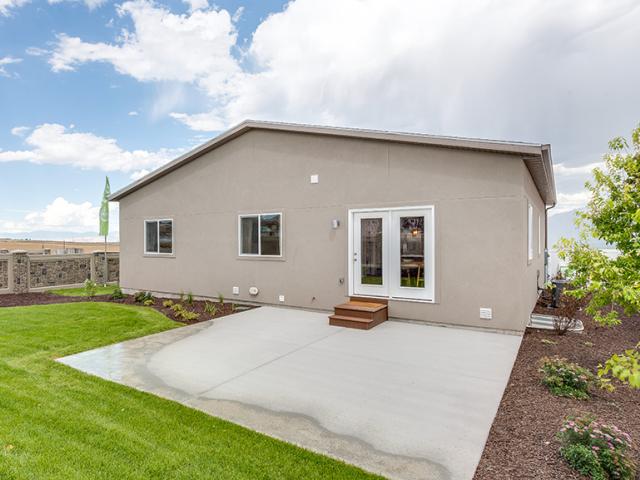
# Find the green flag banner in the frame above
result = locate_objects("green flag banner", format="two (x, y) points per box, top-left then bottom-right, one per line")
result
(99, 177), (110, 237)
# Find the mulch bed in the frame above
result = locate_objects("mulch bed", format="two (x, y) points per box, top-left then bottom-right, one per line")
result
(0, 292), (256, 325)
(474, 295), (640, 479)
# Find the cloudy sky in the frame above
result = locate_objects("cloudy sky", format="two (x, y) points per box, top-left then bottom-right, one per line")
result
(1, 0), (639, 241)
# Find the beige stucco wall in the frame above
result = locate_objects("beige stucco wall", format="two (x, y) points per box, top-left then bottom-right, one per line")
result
(119, 129), (546, 332)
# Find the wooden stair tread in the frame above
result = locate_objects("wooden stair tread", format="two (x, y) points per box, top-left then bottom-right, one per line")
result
(334, 301), (387, 312)
(329, 314), (375, 324)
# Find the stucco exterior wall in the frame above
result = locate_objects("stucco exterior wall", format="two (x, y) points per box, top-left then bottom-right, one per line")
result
(119, 129), (546, 332)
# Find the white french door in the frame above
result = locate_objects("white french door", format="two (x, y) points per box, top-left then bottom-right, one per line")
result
(351, 207), (434, 301)
(353, 212), (388, 297)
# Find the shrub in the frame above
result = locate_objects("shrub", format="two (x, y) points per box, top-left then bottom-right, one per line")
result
(162, 299), (174, 308)
(143, 299), (154, 306)
(170, 303), (184, 313)
(110, 286), (125, 300)
(204, 301), (217, 316)
(186, 291), (194, 305)
(558, 415), (635, 480)
(539, 356), (610, 399)
(178, 310), (200, 322)
(553, 294), (581, 335)
(84, 279), (97, 299)
(561, 443), (606, 480)
(217, 292), (224, 304)
(134, 291), (153, 303)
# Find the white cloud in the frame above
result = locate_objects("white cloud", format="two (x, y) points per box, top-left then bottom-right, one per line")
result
(551, 191), (591, 216)
(25, 46), (48, 56)
(231, 5), (243, 22)
(47, 0), (107, 10)
(0, 0), (28, 16)
(0, 123), (179, 176)
(128, 110), (138, 116)
(0, 56), (22, 78)
(10, 126), (30, 136)
(49, 0), (239, 96)
(169, 111), (224, 132)
(183, 0), (207, 12)
(129, 168), (150, 180)
(0, 197), (118, 234)
(554, 162), (604, 177)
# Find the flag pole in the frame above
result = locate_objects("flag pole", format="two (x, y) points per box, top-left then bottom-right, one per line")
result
(99, 176), (111, 287)
(104, 234), (107, 287)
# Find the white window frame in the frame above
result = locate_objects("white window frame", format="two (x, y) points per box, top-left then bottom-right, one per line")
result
(144, 218), (174, 255)
(238, 212), (283, 257)
(538, 214), (542, 257)
(527, 203), (533, 263)
(348, 205), (435, 303)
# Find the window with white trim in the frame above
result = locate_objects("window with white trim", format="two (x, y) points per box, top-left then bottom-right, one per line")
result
(145, 219), (173, 254)
(527, 203), (533, 262)
(239, 213), (282, 256)
(538, 214), (542, 257)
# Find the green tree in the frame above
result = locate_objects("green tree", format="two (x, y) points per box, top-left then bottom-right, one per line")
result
(556, 123), (640, 388)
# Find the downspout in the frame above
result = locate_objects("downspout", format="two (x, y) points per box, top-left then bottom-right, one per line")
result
(542, 144), (556, 284)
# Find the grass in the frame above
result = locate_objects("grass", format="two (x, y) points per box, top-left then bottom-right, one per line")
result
(0, 302), (381, 480)
(49, 285), (118, 297)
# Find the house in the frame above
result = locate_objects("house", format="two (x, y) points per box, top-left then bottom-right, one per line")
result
(110, 120), (555, 332)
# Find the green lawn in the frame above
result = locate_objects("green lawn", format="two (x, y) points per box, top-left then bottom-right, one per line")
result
(49, 285), (118, 297)
(0, 302), (381, 480)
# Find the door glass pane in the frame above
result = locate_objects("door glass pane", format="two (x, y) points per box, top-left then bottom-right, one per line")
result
(145, 221), (158, 253)
(400, 216), (425, 288)
(260, 214), (281, 255)
(361, 218), (383, 285)
(159, 220), (173, 253)
(241, 216), (259, 254)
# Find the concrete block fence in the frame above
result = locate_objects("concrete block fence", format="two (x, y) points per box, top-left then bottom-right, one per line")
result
(0, 251), (119, 294)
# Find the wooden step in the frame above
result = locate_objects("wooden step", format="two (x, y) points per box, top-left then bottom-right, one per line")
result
(329, 299), (388, 330)
(329, 314), (386, 330)
(350, 296), (388, 305)
(334, 304), (386, 321)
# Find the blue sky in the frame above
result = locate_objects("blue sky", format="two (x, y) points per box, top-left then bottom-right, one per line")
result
(1, 0), (639, 241)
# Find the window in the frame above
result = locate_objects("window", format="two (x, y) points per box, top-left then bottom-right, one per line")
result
(145, 219), (173, 254)
(239, 213), (282, 256)
(538, 214), (542, 257)
(527, 203), (533, 262)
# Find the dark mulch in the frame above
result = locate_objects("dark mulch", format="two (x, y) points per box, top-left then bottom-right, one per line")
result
(0, 292), (255, 325)
(474, 297), (640, 480)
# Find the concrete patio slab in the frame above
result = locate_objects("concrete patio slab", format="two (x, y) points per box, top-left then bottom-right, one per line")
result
(59, 306), (521, 480)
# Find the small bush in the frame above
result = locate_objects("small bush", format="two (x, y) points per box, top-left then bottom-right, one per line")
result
(539, 356), (609, 399)
(186, 291), (194, 305)
(561, 444), (606, 480)
(553, 294), (580, 335)
(143, 299), (154, 306)
(162, 299), (174, 308)
(217, 292), (224, 304)
(204, 301), (217, 316)
(84, 279), (97, 299)
(134, 291), (153, 303)
(110, 286), (125, 300)
(558, 415), (635, 480)
(178, 310), (200, 322)
(170, 303), (184, 313)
